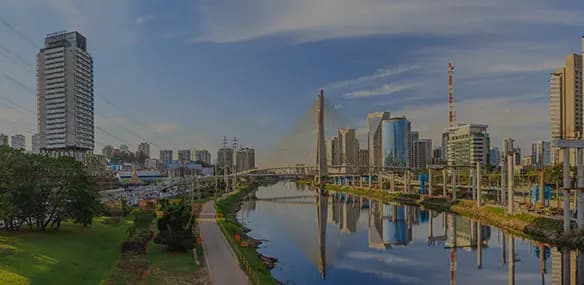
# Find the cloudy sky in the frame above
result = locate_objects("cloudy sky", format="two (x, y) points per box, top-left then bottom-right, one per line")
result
(0, 0), (583, 166)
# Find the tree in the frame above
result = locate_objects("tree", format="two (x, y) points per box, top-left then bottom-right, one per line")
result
(0, 146), (100, 231)
(154, 203), (194, 251)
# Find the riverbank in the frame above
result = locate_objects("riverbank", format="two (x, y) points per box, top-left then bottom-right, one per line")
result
(298, 179), (583, 249)
(215, 183), (279, 285)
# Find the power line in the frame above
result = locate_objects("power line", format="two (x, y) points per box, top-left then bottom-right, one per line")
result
(0, 17), (40, 49)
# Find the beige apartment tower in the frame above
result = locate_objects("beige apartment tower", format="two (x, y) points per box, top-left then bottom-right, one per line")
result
(550, 52), (583, 164)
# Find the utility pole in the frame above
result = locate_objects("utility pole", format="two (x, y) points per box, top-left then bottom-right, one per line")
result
(232, 136), (238, 191)
(223, 136), (229, 193)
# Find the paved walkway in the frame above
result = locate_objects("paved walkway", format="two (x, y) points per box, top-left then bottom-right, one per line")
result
(199, 201), (249, 285)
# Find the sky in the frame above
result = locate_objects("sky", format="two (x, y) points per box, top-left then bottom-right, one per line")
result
(0, 0), (583, 167)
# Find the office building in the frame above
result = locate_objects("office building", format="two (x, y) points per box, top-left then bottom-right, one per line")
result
(514, 146), (521, 166)
(178, 149), (191, 162)
(193, 149), (211, 165)
(381, 117), (411, 168)
(217, 147), (234, 173)
(37, 31), (94, 159)
(11, 134), (25, 150)
(489, 147), (500, 167)
(160, 150), (173, 167)
(0, 133), (8, 146)
(410, 131), (419, 169)
(446, 124), (489, 165)
(359, 149), (369, 168)
(432, 148), (443, 164)
(329, 137), (340, 166)
(441, 132), (449, 163)
(32, 133), (41, 154)
(532, 141), (551, 167)
(236, 147), (255, 171)
(338, 128), (359, 166)
(138, 142), (150, 158)
(367, 112), (391, 168)
(414, 139), (432, 169)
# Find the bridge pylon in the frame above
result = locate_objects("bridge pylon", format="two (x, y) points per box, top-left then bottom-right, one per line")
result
(315, 89), (328, 187)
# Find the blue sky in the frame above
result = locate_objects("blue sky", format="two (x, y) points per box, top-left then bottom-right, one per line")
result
(0, 0), (583, 166)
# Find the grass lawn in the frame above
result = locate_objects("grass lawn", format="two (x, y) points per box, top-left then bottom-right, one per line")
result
(0, 217), (130, 285)
(143, 241), (207, 285)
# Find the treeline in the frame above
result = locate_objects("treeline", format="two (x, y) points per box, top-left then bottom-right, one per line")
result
(0, 146), (99, 231)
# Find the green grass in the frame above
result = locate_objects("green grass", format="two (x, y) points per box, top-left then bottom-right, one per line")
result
(0, 217), (130, 285)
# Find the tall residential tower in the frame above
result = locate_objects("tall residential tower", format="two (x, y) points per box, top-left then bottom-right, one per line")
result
(37, 31), (94, 159)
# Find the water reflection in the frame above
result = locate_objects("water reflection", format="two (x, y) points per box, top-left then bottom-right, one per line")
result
(238, 181), (584, 284)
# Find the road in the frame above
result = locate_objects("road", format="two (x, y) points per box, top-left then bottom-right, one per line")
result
(199, 201), (249, 285)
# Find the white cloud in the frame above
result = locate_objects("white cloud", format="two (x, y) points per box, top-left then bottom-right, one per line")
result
(136, 15), (156, 25)
(194, 0), (584, 43)
(151, 123), (180, 134)
(326, 65), (419, 90)
(344, 83), (416, 98)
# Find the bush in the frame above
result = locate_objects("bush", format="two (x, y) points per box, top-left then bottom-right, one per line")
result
(154, 204), (194, 252)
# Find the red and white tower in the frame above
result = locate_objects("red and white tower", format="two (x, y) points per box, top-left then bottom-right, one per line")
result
(448, 62), (456, 128)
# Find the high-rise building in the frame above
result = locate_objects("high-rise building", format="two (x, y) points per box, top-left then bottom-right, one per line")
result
(414, 139), (432, 169)
(193, 149), (211, 164)
(489, 147), (500, 167)
(138, 142), (150, 158)
(432, 148), (442, 164)
(32, 133), (41, 154)
(367, 112), (391, 168)
(514, 146), (521, 166)
(410, 131), (419, 168)
(0, 134), (7, 146)
(441, 132), (449, 163)
(160, 150), (173, 167)
(381, 117), (411, 168)
(532, 141), (551, 167)
(11, 134), (25, 150)
(359, 149), (369, 169)
(550, 51), (583, 165)
(37, 31), (94, 159)
(236, 147), (255, 171)
(178, 149), (191, 162)
(338, 128), (359, 167)
(329, 137), (340, 166)
(447, 124), (489, 165)
(217, 147), (234, 173)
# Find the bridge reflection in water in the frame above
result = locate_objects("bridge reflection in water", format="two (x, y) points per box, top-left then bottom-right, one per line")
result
(237, 181), (584, 285)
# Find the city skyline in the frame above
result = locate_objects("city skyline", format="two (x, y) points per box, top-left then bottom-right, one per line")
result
(1, 2), (584, 166)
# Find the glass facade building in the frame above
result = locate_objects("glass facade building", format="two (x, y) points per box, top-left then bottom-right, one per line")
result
(381, 117), (411, 169)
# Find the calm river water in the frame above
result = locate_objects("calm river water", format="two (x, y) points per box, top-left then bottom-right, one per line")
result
(237, 181), (583, 285)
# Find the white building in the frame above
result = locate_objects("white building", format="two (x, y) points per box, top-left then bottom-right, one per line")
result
(37, 31), (94, 160)
(32, 133), (41, 154)
(446, 124), (490, 166)
(11, 134), (25, 150)
(236, 147), (255, 171)
(367, 112), (390, 168)
(193, 149), (211, 164)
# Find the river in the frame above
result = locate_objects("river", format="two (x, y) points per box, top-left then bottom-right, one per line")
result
(237, 181), (583, 284)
